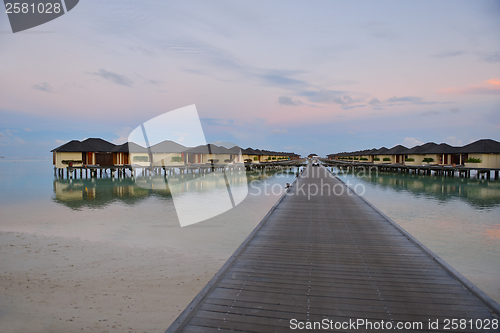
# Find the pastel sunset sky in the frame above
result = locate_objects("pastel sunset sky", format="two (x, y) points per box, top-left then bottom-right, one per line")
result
(1, 0), (499, 157)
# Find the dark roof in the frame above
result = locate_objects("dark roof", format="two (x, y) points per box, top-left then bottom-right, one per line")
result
(52, 138), (116, 152)
(327, 139), (500, 158)
(406, 142), (438, 154)
(112, 142), (148, 153)
(386, 145), (409, 155)
(51, 137), (302, 158)
(149, 140), (187, 153)
(228, 146), (243, 154)
(261, 150), (279, 156)
(455, 139), (500, 154)
(363, 148), (378, 155)
(253, 149), (266, 155)
(242, 148), (257, 155)
(371, 147), (389, 155)
(80, 138), (116, 152)
(243, 147), (262, 155)
(184, 144), (233, 154)
(422, 143), (457, 154)
(51, 140), (83, 152)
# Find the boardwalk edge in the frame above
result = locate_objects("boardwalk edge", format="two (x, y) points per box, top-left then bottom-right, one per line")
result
(165, 174), (301, 332)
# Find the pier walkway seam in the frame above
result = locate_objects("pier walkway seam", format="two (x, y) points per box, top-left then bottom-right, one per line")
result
(166, 164), (500, 333)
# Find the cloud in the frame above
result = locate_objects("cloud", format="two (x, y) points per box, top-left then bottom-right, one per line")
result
(420, 110), (440, 116)
(269, 129), (288, 134)
(113, 127), (133, 144)
(401, 137), (423, 148)
(488, 79), (500, 85)
(33, 82), (52, 92)
(55, 139), (67, 145)
(450, 108), (460, 113)
(342, 105), (366, 110)
(302, 90), (365, 107)
(0, 130), (26, 146)
(278, 96), (302, 106)
(368, 98), (382, 106)
(258, 70), (307, 88)
(175, 132), (190, 143)
(183, 68), (207, 76)
(440, 79), (500, 95)
(91, 69), (134, 87)
(431, 51), (467, 58)
(443, 136), (463, 146)
(201, 118), (245, 127)
(441, 87), (500, 95)
(386, 96), (438, 105)
(283, 145), (305, 152)
(146, 79), (163, 86)
(479, 52), (500, 63)
(24, 128), (34, 132)
(364, 22), (399, 40)
(127, 45), (156, 57)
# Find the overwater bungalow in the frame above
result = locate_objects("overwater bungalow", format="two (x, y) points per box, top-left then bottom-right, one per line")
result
(403, 142), (438, 165)
(253, 149), (269, 162)
(457, 139), (500, 168)
(52, 138), (300, 177)
(52, 138), (117, 168)
(371, 147), (390, 164)
(242, 148), (261, 163)
(385, 145), (409, 164)
(184, 144), (241, 165)
(354, 148), (376, 162)
(419, 143), (458, 166)
(149, 140), (187, 167)
(327, 139), (500, 168)
(227, 146), (245, 163)
(112, 142), (149, 166)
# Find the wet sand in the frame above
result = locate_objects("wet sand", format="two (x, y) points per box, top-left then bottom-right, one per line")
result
(0, 231), (224, 333)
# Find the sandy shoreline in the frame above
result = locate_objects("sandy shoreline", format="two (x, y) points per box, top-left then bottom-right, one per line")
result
(0, 231), (225, 333)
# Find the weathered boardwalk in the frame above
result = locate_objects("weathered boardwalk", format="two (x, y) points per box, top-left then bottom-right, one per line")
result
(167, 165), (500, 332)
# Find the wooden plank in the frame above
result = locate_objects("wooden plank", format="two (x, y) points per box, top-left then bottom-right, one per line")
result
(166, 164), (500, 333)
(202, 297), (491, 319)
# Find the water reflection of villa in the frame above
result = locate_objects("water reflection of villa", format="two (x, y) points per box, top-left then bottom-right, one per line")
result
(343, 172), (500, 209)
(53, 168), (292, 210)
(53, 178), (154, 209)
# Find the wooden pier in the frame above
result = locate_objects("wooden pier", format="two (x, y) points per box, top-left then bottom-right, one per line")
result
(322, 159), (500, 180)
(166, 164), (500, 332)
(53, 160), (306, 180)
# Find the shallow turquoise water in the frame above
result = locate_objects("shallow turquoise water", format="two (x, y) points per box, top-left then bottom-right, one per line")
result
(334, 167), (500, 303)
(1, 159), (499, 303)
(0, 159), (298, 255)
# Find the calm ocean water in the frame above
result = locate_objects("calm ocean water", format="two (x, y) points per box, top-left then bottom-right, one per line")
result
(335, 167), (500, 303)
(0, 159), (297, 257)
(1, 159), (499, 303)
